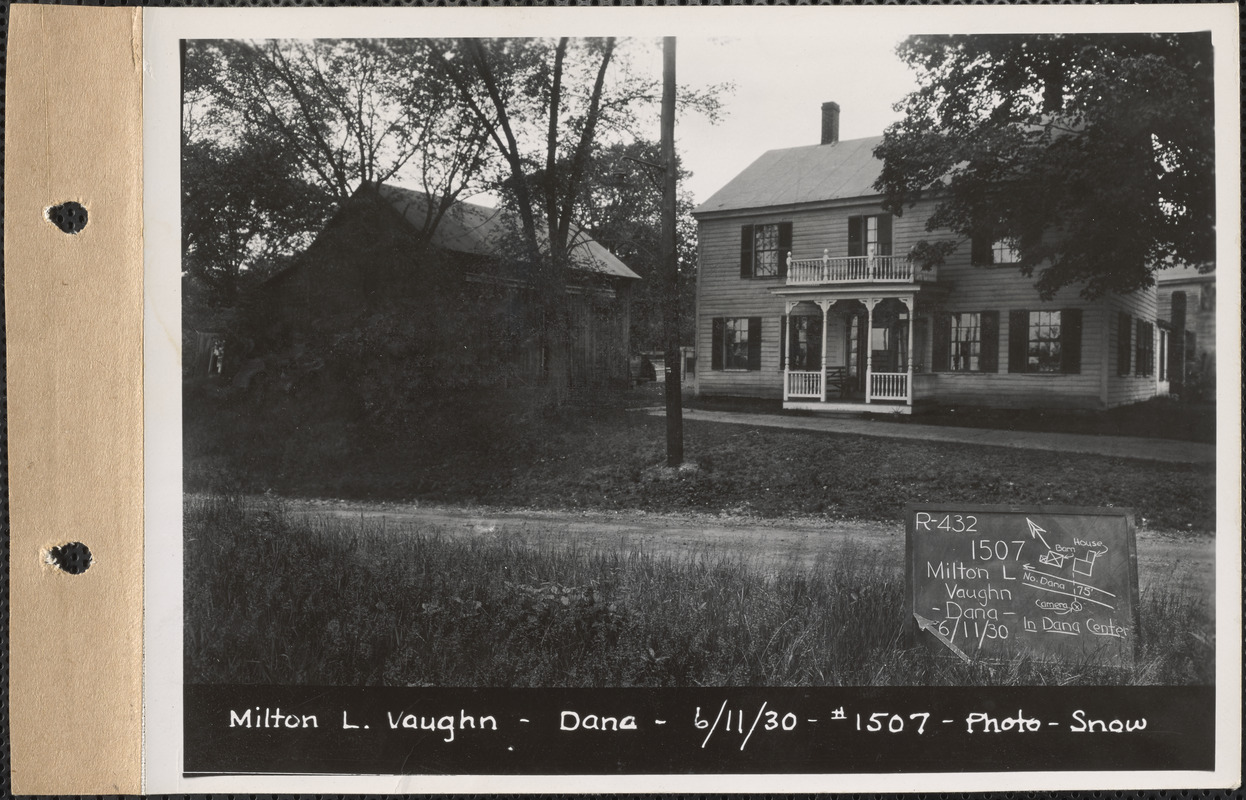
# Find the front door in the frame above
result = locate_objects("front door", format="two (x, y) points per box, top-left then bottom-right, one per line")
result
(789, 315), (823, 371)
(845, 312), (867, 396)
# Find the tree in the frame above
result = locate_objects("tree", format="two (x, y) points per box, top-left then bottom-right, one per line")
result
(182, 133), (333, 309)
(437, 37), (648, 393)
(577, 140), (698, 350)
(874, 33), (1215, 299)
(183, 38), (491, 286)
(438, 38), (723, 393)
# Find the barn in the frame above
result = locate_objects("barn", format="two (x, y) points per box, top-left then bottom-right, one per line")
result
(256, 182), (640, 394)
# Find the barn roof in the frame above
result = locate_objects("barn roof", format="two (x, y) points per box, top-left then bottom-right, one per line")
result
(694, 135), (885, 216)
(374, 183), (640, 280)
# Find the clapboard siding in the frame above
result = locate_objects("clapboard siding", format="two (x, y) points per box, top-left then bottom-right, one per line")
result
(1157, 276), (1216, 363)
(1103, 285), (1161, 407)
(695, 197), (1161, 409)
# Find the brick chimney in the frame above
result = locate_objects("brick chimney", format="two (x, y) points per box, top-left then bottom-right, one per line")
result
(821, 101), (840, 145)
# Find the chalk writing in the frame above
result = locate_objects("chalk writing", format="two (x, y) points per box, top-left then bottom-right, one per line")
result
(907, 505), (1139, 666)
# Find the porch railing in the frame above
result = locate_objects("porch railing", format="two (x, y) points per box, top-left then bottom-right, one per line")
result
(869, 372), (909, 401)
(785, 370), (823, 399)
(786, 252), (937, 286)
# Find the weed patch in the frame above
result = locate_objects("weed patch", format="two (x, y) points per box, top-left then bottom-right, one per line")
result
(185, 496), (1214, 687)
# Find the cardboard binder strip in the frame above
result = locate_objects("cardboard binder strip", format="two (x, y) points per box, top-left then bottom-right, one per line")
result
(4, 5), (145, 794)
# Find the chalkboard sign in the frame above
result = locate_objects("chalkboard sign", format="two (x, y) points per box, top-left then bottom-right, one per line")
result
(905, 504), (1139, 666)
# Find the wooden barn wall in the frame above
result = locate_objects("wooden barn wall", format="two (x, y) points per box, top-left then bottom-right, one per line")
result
(567, 282), (631, 391)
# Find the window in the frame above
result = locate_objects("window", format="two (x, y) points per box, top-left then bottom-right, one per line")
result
(1117, 313), (1133, 376)
(724, 318), (749, 369)
(1026, 311), (1063, 373)
(1135, 319), (1155, 377)
(950, 312), (981, 371)
(993, 239), (1020, 264)
(933, 311), (999, 372)
(710, 317), (761, 371)
(1200, 284), (1215, 312)
(972, 234), (1021, 266)
(1008, 309), (1082, 374)
(740, 223), (792, 279)
(1158, 328), (1169, 380)
(848, 215), (893, 257)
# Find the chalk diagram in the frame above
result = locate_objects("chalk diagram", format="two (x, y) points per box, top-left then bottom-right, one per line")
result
(1022, 518), (1117, 612)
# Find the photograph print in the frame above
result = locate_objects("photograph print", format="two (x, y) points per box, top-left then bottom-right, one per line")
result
(175, 19), (1226, 780)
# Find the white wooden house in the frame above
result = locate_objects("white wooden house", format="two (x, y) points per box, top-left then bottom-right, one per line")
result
(692, 103), (1169, 413)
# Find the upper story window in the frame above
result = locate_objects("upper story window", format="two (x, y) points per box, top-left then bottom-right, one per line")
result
(848, 214), (893, 257)
(972, 234), (1021, 266)
(740, 223), (792, 279)
(993, 239), (1020, 264)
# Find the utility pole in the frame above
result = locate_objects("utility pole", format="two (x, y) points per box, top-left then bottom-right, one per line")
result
(660, 36), (683, 466)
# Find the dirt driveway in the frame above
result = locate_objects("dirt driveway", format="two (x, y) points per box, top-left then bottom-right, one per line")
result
(282, 497), (1215, 598)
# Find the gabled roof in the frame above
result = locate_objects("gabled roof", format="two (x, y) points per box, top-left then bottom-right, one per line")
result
(374, 183), (640, 280)
(694, 136), (885, 216)
(1155, 263), (1215, 285)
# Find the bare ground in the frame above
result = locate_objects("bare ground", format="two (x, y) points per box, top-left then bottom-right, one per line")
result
(276, 496), (1215, 600)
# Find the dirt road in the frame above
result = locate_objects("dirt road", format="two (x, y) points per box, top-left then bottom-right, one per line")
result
(281, 497), (1215, 596)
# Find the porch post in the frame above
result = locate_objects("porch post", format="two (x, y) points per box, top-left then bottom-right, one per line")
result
(783, 300), (797, 402)
(817, 299), (832, 402)
(863, 298), (878, 404)
(901, 295), (914, 406)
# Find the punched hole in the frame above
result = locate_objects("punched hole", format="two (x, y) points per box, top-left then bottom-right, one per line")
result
(47, 201), (88, 234)
(48, 542), (92, 574)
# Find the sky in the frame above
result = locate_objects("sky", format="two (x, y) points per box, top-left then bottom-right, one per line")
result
(671, 33), (918, 206)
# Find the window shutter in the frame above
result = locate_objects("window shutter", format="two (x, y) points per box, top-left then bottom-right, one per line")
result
(740, 225), (754, 279)
(1135, 319), (1145, 376)
(971, 232), (992, 266)
(981, 311), (1000, 372)
(777, 222), (792, 278)
(1117, 313), (1132, 376)
(1008, 310), (1029, 373)
(779, 316), (787, 371)
(711, 318), (724, 370)
(848, 216), (863, 257)
(747, 317), (762, 370)
(932, 312), (951, 372)
(876, 214), (893, 256)
(1061, 308), (1082, 374)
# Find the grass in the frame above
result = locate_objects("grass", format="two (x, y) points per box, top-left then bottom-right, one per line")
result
(185, 386), (1215, 532)
(185, 495), (1214, 688)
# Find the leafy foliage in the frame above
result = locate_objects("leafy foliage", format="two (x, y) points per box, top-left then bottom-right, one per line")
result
(182, 134), (332, 310)
(182, 39), (491, 310)
(875, 33), (1215, 299)
(578, 140), (699, 350)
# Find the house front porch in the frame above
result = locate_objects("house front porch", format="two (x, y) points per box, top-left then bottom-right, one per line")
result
(772, 256), (945, 413)
(782, 372), (939, 414)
